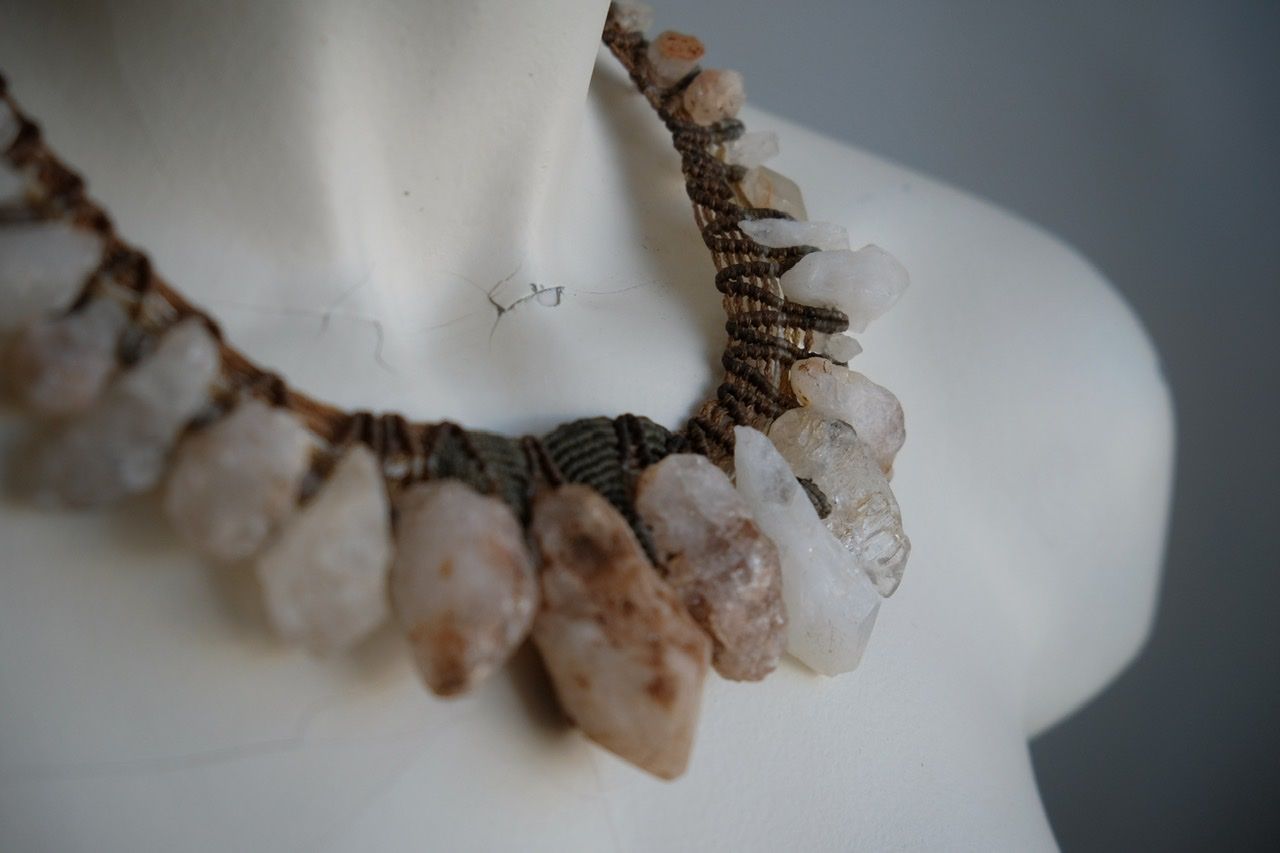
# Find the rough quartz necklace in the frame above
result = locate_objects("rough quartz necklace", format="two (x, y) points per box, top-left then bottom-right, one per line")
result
(0, 3), (910, 780)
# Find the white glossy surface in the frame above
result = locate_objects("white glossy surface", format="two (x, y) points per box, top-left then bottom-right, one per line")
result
(0, 1), (1173, 849)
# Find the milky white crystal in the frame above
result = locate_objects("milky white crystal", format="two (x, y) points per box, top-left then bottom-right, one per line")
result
(163, 399), (314, 562)
(790, 357), (905, 476)
(256, 445), (392, 653)
(739, 218), (850, 252)
(609, 1), (654, 34)
(780, 245), (909, 333)
(0, 222), (103, 332)
(29, 319), (220, 507)
(392, 479), (537, 697)
(530, 484), (710, 779)
(636, 453), (786, 681)
(766, 409), (910, 597)
(812, 331), (862, 363)
(646, 31), (704, 86)
(740, 166), (807, 220)
(6, 299), (126, 415)
(683, 69), (745, 126)
(722, 131), (779, 169)
(732, 426), (880, 674)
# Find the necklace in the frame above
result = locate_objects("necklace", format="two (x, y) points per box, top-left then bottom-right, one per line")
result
(0, 3), (910, 779)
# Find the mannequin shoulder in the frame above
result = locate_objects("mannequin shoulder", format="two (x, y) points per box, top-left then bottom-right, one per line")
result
(767, 111), (1174, 732)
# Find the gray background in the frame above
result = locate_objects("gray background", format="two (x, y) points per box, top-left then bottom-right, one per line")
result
(660, 1), (1280, 849)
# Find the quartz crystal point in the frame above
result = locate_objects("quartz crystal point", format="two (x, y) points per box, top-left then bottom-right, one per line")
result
(740, 166), (807, 220)
(0, 222), (104, 331)
(780, 245), (909, 333)
(682, 69), (745, 126)
(29, 319), (220, 507)
(164, 399), (314, 562)
(721, 130), (779, 169)
(766, 409), (910, 597)
(6, 299), (126, 415)
(646, 31), (704, 86)
(530, 485), (711, 780)
(812, 331), (862, 364)
(609, 1), (654, 34)
(392, 479), (537, 697)
(732, 427), (881, 674)
(635, 454), (787, 681)
(790, 357), (906, 476)
(256, 445), (392, 653)
(739, 218), (850, 252)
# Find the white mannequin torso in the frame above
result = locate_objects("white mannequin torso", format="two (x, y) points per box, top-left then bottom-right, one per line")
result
(0, 2), (1173, 850)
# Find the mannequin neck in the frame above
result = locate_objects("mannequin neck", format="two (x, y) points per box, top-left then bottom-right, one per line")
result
(87, 0), (609, 300)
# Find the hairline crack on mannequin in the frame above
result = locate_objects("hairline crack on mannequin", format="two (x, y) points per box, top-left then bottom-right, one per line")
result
(0, 1), (1173, 850)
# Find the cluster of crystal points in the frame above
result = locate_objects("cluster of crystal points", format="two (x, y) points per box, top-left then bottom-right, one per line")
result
(0, 1), (917, 781)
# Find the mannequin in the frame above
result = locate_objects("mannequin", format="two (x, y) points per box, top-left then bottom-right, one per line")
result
(0, 0), (1173, 849)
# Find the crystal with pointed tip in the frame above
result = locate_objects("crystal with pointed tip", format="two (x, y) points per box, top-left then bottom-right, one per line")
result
(812, 331), (862, 364)
(163, 399), (313, 562)
(392, 479), (537, 697)
(530, 484), (710, 779)
(683, 69), (745, 126)
(0, 223), (104, 332)
(256, 445), (392, 653)
(790, 357), (905, 476)
(609, 1), (654, 34)
(722, 131), (779, 169)
(646, 31), (705, 86)
(6, 299), (126, 415)
(29, 319), (220, 507)
(766, 408), (910, 597)
(739, 166), (807, 220)
(635, 454), (786, 681)
(780, 245), (909, 333)
(732, 426), (880, 674)
(739, 218), (850, 252)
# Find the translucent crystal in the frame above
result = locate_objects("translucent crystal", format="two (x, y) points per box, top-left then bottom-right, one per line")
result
(790, 357), (905, 476)
(780, 245), (909, 333)
(256, 445), (392, 653)
(530, 484), (710, 779)
(766, 409), (910, 597)
(646, 31), (704, 86)
(29, 319), (220, 507)
(635, 454), (786, 681)
(6, 299), (126, 415)
(0, 222), (103, 332)
(392, 480), (537, 697)
(682, 69), (745, 126)
(739, 166), (807, 220)
(812, 331), (862, 363)
(739, 218), (849, 252)
(722, 131), (779, 169)
(732, 426), (880, 674)
(163, 399), (314, 562)
(609, 1), (654, 34)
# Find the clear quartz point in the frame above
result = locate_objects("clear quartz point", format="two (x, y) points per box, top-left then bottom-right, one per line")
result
(732, 426), (880, 674)
(780, 245), (909, 332)
(765, 409), (910, 597)
(636, 453), (787, 681)
(6, 299), (126, 415)
(789, 357), (906, 476)
(256, 445), (392, 653)
(530, 484), (710, 779)
(722, 131), (779, 169)
(29, 319), (220, 507)
(739, 166), (807, 220)
(163, 399), (314, 562)
(739, 218), (849, 252)
(391, 479), (538, 697)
